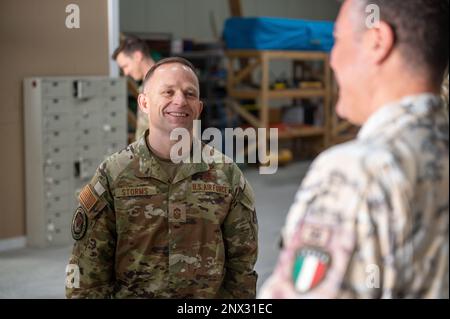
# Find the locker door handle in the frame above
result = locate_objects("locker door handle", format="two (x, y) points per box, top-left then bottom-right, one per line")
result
(74, 161), (80, 178)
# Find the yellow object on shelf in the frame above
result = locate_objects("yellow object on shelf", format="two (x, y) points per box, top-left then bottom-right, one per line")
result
(262, 148), (293, 167)
(278, 148), (293, 164)
(274, 82), (287, 90)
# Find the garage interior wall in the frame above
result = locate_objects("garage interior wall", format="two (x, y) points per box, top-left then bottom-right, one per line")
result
(120, 0), (340, 41)
(0, 0), (109, 244)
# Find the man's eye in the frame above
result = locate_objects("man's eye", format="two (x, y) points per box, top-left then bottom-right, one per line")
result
(163, 90), (173, 95)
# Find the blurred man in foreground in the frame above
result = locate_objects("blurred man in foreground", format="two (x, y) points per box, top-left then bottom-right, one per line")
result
(260, 0), (449, 298)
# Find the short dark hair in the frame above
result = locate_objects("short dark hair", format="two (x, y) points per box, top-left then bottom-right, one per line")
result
(112, 36), (150, 60)
(357, 0), (449, 84)
(142, 57), (198, 88)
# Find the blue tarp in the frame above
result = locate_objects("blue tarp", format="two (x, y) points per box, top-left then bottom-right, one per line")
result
(223, 17), (335, 52)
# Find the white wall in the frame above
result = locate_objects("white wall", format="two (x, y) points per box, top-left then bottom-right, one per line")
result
(120, 0), (340, 42)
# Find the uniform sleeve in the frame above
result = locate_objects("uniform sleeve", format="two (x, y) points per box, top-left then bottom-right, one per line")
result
(65, 168), (117, 299)
(258, 148), (405, 299)
(220, 174), (259, 298)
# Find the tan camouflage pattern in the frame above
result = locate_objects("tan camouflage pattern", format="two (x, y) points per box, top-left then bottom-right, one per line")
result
(259, 94), (449, 299)
(66, 130), (258, 298)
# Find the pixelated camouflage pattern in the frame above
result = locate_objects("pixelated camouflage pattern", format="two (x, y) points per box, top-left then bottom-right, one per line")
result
(259, 94), (449, 299)
(66, 130), (258, 298)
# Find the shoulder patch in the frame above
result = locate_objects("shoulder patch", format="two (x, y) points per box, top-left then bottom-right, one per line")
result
(292, 247), (331, 293)
(79, 184), (98, 212)
(93, 181), (105, 197)
(71, 206), (88, 241)
(299, 223), (332, 248)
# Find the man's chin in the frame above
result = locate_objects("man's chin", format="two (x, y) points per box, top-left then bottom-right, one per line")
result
(335, 100), (347, 120)
(171, 117), (193, 125)
(166, 121), (193, 132)
(336, 100), (362, 126)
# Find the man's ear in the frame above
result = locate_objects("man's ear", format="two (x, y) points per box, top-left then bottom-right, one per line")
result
(365, 21), (395, 65)
(137, 93), (150, 114)
(196, 101), (204, 119)
(133, 50), (143, 62)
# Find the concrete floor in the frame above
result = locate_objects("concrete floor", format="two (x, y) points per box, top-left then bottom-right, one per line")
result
(0, 161), (310, 299)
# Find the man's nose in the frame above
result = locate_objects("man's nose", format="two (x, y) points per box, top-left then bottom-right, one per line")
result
(172, 91), (187, 106)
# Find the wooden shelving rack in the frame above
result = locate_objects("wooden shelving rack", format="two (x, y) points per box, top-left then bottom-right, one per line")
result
(225, 50), (333, 149)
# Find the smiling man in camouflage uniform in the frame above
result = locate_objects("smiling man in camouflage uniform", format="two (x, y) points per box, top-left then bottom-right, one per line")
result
(260, 0), (449, 298)
(66, 57), (258, 298)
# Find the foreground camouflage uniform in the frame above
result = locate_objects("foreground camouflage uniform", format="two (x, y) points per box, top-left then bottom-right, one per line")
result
(259, 94), (449, 298)
(66, 130), (258, 298)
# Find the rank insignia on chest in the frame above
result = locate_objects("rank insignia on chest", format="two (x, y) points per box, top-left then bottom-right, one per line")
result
(71, 206), (88, 241)
(292, 247), (331, 293)
(169, 203), (186, 223)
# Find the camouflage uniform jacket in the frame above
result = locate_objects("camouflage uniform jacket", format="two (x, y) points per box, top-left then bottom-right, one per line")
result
(66, 130), (258, 298)
(259, 94), (449, 298)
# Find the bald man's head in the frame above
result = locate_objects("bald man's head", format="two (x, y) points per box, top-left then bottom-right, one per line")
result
(142, 57), (199, 92)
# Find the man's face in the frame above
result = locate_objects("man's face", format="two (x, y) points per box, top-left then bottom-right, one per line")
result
(330, 0), (370, 125)
(116, 51), (143, 81)
(139, 63), (203, 135)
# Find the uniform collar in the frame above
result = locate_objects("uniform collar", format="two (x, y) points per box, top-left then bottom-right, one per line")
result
(358, 93), (442, 141)
(134, 130), (210, 184)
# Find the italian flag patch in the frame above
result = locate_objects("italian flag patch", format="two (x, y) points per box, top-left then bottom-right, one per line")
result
(292, 247), (331, 293)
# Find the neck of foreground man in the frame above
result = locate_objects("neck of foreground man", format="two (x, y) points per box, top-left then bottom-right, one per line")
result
(363, 73), (441, 124)
(147, 128), (193, 161)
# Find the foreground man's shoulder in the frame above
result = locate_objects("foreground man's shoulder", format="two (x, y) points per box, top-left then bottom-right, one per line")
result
(100, 142), (139, 181)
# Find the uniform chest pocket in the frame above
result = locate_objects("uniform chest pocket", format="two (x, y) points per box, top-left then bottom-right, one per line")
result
(114, 186), (167, 227)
